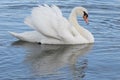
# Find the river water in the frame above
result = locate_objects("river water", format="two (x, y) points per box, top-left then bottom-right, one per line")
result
(0, 0), (120, 80)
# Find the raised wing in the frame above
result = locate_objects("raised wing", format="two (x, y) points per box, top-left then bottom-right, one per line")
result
(24, 5), (78, 43)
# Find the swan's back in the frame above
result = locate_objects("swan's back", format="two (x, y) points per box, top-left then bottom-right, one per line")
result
(25, 5), (64, 39)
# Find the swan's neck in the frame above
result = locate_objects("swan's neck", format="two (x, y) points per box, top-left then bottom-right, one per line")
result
(69, 8), (82, 32)
(69, 8), (84, 34)
(68, 8), (94, 43)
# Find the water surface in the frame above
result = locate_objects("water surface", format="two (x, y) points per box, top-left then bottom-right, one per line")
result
(0, 0), (120, 80)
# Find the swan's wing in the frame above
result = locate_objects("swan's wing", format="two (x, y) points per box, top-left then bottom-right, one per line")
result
(24, 5), (76, 41)
(24, 16), (35, 29)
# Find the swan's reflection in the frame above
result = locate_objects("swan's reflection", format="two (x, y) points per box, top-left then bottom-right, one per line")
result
(12, 41), (93, 79)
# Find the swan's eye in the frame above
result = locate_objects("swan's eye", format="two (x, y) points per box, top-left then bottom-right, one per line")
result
(83, 11), (88, 18)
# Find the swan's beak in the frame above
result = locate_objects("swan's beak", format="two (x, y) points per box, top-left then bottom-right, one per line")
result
(83, 15), (89, 24)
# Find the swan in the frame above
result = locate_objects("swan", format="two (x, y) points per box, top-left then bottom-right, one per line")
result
(9, 4), (94, 44)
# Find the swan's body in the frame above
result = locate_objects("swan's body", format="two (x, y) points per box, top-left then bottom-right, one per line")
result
(9, 5), (94, 44)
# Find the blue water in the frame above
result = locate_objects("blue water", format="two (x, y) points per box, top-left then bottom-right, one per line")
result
(0, 0), (120, 80)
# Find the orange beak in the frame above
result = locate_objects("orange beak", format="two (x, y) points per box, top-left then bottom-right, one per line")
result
(83, 15), (89, 24)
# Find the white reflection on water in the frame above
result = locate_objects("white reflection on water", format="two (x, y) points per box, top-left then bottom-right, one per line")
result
(12, 41), (93, 79)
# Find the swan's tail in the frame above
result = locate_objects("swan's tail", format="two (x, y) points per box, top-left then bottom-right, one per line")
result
(9, 31), (24, 40)
(9, 31), (44, 43)
(9, 31), (20, 38)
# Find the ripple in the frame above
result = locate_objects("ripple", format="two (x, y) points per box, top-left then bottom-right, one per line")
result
(0, 0), (120, 80)
(5, 4), (37, 9)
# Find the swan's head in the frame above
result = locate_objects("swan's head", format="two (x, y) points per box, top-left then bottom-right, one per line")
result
(75, 7), (89, 24)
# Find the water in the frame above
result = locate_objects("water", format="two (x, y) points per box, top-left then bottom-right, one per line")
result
(0, 0), (120, 80)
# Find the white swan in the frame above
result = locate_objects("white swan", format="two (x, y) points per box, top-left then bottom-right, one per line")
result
(9, 5), (94, 44)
